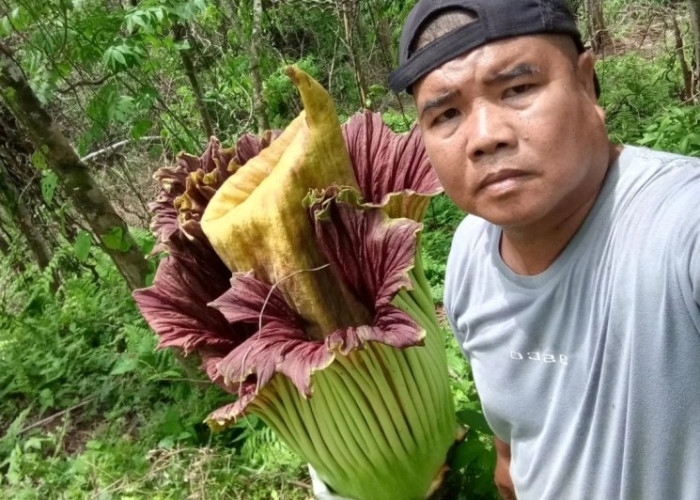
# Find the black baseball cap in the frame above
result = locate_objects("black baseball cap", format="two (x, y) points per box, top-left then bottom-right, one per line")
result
(389, 0), (599, 96)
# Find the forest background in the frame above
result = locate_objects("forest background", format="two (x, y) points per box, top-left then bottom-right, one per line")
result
(0, 0), (699, 498)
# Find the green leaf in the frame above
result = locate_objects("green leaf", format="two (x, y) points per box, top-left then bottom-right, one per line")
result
(31, 149), (48, 170)
(85, 440), (103, 451)
(112, 50), (126, 67)
(23, 437), (43, 451)
(6, 445), (23, 485)
(110, 355), (140, 375)
(157, 436), (175, 449)
(108, 95), (136, 123)
(103, 46), (127, 71)
(0, 16), (12, 37)
(10, 6), (29, 31)
(102, 226), (133, 252)
(457, 408), (492, 434)
(56, 62), (72, 78)
(174, 39), (191, 51)
(126, 10), (151, 33)
(130, 118), (153, 139)
(450, 436), (488, 470)
(40, 171), (58, 204)
(73, 230), (93, 261)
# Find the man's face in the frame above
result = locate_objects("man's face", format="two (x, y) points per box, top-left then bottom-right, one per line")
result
(414, 34), (610, 230)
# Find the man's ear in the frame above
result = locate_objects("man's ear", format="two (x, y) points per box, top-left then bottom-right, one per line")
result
(576, 51), (597, 99)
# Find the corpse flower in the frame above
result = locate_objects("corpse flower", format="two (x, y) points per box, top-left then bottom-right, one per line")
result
(133, 66), (456, 500)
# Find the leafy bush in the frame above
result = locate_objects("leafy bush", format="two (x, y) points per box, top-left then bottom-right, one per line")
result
(596, 52), (681, 144)
(0, 246), (308, 499)
(381, 108), (417, 133)
(638, 105), (700, 155)
(421, 194), (465, 303)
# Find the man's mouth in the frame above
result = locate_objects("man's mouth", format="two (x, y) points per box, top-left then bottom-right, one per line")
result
(478, 169), (530, 192)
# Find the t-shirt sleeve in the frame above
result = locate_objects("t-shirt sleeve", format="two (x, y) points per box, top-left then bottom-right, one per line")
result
(668, 157), (700, 309)
(443, 215), (474, 346)
(691, 223), (700, 307)
(683, 168), (700, 307)
(443, 240), (460, 342)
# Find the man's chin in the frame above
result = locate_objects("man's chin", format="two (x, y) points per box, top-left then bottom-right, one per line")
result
(474, 207), (541, 229)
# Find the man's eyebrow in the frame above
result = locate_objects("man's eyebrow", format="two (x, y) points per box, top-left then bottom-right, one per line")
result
(419, 90), (457, 119)
(486, 63), (540, 83)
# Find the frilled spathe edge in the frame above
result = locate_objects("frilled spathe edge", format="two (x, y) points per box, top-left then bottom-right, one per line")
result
(202, 191), (425, 427)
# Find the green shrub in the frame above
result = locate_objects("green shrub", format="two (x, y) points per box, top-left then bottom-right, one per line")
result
(638, 105), (700, 156)
(421, 194), (465, 304)
(596, 52), (681, 144)
(0, 246), (307, 498)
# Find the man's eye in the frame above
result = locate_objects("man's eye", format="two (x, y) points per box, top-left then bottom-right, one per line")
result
(504, 84), (532, 98)
(434, 108), (459, 124)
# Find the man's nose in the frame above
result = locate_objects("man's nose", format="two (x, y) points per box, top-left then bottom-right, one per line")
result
(465, 104), (515, 161)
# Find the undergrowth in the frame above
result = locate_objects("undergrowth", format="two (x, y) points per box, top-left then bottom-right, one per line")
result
(0, 244), (308, 499)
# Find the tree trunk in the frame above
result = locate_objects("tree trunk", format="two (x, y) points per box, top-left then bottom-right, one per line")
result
(0, 43), (149, 290)
(250, 0), (269, 133)
(584, 0), (611, 53)
(671, 16), (694, 102)
(689, 0), (700, 98)
(0, 177), (53, 270)
(173, 23), (215, 139)
(0, 102), (54, 271)
(338, 0), (369, 107)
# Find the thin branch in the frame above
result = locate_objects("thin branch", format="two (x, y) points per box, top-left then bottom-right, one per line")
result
(122, 70), (200, 148)
(288, 480), (312, 490)
(327, 28), (339, 95)
(17, 168), (39, 206)
(19, 397), (97, 434)
(57, 73), (114, 94)
(80, 136), (163, 163)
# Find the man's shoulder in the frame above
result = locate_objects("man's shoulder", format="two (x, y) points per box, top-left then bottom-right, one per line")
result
(452, 213), (492, 247)
(614, 145), (700, 225)
(447, 214), (494, 268)
(444, 215), (495, 306)
(618, 144), (700, 179)
(621, 144), (699, 163)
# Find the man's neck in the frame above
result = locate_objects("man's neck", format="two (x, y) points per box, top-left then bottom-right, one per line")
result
(499, 143), (622, 276)
(499, 195), (597, 275)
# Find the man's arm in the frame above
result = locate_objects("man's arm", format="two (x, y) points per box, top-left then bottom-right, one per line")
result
(494, 436), (516, 500)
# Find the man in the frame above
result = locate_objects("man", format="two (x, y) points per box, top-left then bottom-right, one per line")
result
(386, 0), (700, 499)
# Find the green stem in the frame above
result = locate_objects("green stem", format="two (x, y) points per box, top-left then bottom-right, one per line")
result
(274, 376), (341, 475)
(323, 362), (400, 467)
(373, 344), (431, 445)
(308, 374), (372, 480)
(319, 368), (379, 464)
(407, 344), (454, 442)
(251, 388), (306, 458)
(335, 352), (413, 462)
(393, 291), (444, 371)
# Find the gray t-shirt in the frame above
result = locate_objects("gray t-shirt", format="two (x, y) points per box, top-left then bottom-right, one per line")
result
(444, 146), (700, 500)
